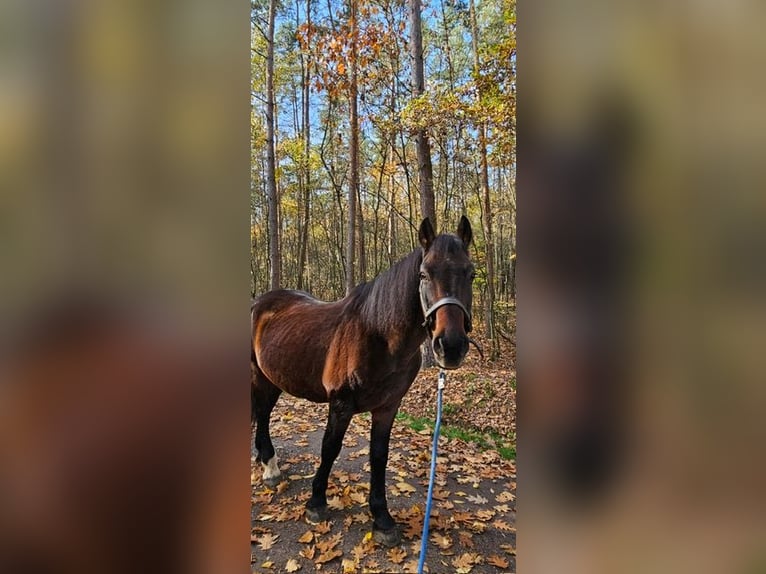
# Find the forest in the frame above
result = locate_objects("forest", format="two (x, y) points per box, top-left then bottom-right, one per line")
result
(250, 1), (515, 570)
(250, 0), (515, 356)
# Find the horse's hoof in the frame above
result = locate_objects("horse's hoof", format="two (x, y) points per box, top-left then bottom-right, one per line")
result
(263, 475), (282, 489)
(305, 505), (329, 524)
(372, 526), (401, 547)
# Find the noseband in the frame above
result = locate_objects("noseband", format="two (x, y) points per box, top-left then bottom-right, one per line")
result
(419, 283), (473, 334)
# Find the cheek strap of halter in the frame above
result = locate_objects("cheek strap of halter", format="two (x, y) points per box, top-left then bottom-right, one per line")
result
(419, 289), (473, 333)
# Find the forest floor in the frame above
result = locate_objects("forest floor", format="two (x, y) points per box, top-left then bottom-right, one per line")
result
(251, 329), (516, 573)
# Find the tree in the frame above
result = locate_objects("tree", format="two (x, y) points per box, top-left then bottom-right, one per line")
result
(296, 0), (312, 290)
(470, 0), (498, 358)
(265, 0), (281, 290)
(409, 0), (436, 227)
(345, 0), (360, 295)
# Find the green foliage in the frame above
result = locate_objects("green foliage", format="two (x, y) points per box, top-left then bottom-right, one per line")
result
(395, 412), (516, 460)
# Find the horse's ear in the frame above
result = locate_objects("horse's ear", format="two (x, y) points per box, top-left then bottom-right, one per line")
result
(457, 215), (473, 248)
(419, 218), (436, 251)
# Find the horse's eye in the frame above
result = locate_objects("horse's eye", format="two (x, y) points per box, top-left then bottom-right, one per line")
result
(419, 272), (428, 281)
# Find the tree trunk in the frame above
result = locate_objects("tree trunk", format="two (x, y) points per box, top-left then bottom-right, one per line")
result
(266, 0), (280, 290)
(410, 0), (436, 367)
(357, 182), (367, 281)
(297, 0), (312, 290)
(409, 0), (435, 227)
(470, 0), (498, 358)
(346, 0), (359, 295)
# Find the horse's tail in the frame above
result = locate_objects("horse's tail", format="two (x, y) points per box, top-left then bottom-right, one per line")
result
(250, 298), (259, 357)
(250, 304), (257, 428)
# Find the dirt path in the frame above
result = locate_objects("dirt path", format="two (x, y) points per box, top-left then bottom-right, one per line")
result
(251, 393), (516, 573)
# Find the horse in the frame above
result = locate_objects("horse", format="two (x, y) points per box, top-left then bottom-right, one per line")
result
(251, 216), (475, 546)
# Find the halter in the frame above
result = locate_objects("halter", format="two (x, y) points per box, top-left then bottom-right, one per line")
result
(419, 283), (473, 334)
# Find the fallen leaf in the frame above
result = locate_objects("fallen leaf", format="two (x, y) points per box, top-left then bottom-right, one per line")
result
(315, 532), (342, 553)
(285, 558), (301, 572)
(457, 531), (474, 547)
(298, 531), (314, 544)
(341, 558), (356, 573)
(496, 491), (514, 503)
(313, 521), (332, 534)
(452, 553), (475, 573)
(468, 521), (487, 533)
(396, 481), (416, 493)
(257, 533), (279, 551)
(500, 543), (517, 556)
(431, 533), (452, 550)
(261, 560), (274, 569)
(387, 547), (407, 564)
(487, 555), (510, 568)
(352, 542), (371, 562)
(315, 548), (342, 564)
(402, 559), (425, 573)
(432, 488), (450, 501)
(476, 509), (495, 521)
(451, 511), (473, 524)
(492, 519), (515, 532)
(466, 493), (488, 505)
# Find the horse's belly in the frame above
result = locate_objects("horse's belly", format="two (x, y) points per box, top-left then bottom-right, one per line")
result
(256, 341), (329, 403)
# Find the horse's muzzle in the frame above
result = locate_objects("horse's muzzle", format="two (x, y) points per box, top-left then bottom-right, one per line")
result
(432, 333), (469, 370)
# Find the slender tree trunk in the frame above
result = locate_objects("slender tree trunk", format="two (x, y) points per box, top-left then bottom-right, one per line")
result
(439, 0), (455, 88)
(265, 0), (280, 290)
(409, 0), (435, 227)
(470, 0), (497, 358)
(356, 184), (367, 280)
(297, 0), (312, 290)
(387, 90), (397, 265)
(410, 0), (437, 367)
(387, 172), (396, 265)
(373, 140), (387, 275)
(346, 0), (359, 295)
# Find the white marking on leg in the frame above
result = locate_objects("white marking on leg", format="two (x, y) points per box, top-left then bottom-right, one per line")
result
(262, 453), (281, 481)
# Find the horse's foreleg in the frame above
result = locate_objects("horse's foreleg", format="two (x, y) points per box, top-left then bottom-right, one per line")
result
(369, 402), (401, 546)
(252, 372), (282, 487)
(305, 397), (353, 523)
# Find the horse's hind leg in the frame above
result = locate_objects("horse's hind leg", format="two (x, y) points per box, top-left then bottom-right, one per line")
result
(305, 394), (354, 523)
(252, 368), (282, 487)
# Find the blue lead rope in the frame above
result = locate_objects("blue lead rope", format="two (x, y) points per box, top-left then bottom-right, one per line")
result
(417, 369), (446, 574)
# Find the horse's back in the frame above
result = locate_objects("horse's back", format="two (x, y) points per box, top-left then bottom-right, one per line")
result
(252, 289), (321, 316)
(251, 289), (337, 403)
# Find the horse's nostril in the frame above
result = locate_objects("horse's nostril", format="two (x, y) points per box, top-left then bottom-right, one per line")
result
(433, 336), (444, 354)
(441, 335), (467, 359)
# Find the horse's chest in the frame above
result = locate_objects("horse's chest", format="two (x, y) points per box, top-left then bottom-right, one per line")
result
(349, 354), (420, 413)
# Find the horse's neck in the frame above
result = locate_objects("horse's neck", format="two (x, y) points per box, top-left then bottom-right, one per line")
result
(361, 250), (425, 352)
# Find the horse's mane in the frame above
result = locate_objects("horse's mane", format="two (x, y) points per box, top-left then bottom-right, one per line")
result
(346, 248), (423, 335)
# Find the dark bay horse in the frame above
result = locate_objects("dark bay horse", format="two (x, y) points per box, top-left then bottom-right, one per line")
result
(251, 217), (475, 546)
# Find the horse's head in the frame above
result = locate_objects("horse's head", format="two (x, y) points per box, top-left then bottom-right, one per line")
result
(418, 216), (475, 370)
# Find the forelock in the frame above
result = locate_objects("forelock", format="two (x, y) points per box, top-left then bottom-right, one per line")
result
(427, 234), (466, 259)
